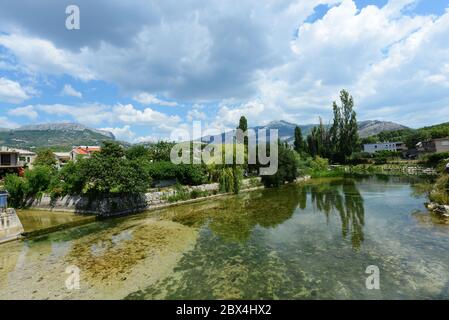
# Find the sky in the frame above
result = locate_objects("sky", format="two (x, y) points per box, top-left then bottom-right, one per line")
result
(0, 0), (448, 142)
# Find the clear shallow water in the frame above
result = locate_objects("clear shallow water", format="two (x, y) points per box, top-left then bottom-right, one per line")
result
(1, 176), (448, 300)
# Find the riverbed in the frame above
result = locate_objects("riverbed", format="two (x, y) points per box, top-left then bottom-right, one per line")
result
(0, 175), (448, 299)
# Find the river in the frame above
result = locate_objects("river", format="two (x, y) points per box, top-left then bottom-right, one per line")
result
(0, 175), (448, 299)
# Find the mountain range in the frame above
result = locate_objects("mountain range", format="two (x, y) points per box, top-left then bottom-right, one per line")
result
(0, 123), (116, 150)
(0, 120), (408, 150)
(202, 120), (409, 144)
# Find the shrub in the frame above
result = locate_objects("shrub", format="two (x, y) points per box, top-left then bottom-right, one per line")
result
(426, 152), (449, 167)
(262, 143), (298, 187)
(176, 164), (208, 185)
(146, 162), (208, 186)
(219, 167), (235, 193)
(24, 165), (54, 198)
(4, 174), (28, 208)
(429, 174), (449, 205)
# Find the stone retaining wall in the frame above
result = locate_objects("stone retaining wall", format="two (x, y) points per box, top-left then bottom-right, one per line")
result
(29, 178), (262, 216)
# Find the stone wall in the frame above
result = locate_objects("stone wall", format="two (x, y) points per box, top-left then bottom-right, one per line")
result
(0, 209), (24, 243)
(29, 178), (262, 216)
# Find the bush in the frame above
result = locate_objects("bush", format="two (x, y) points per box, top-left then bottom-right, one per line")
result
(219, 167), (235, 193)
(262, 143), (298, 187)
(24, 165), (54, 198)
(146, 162), (208, 186)
(176, 164), (208, 185)
(4, 174), (28, 208)
(426, 152), (449, 167)
(348, 152), (372, 165)
(429, 174), (449, 205)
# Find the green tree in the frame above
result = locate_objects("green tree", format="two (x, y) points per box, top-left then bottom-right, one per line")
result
(4, 174), (28, 208)
(293, 126), (305, 154)
(262, 141), (298, 187)
(338, 90), (359, 162)
(34, 149), (57, 167)
(125, 144), (149, 160)
(67, 142), (152, 197)
(148, 141), (175, 162)
(24, 166), (54, 198)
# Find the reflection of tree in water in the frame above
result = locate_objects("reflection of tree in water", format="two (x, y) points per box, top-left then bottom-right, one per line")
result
(302, 179), (365, 250)
(162, 186), (301, 243)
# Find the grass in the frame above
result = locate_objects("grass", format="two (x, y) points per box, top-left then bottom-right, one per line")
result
(429, 174), (449, 205)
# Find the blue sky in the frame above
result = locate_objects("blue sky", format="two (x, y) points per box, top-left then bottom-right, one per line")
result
(0, 0), (448, 142)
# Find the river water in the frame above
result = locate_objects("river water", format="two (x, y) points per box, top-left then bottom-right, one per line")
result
(0, 176), (448, 299)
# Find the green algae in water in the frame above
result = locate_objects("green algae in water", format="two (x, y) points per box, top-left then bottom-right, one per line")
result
(2, 175), (449, 300)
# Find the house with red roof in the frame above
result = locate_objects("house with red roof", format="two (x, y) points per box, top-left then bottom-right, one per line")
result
(70, 146), (101, 162)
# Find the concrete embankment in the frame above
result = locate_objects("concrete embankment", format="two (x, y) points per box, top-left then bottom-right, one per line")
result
(28, 176), (311, 217)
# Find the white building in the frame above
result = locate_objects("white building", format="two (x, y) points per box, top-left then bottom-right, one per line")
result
(363, 142), (406, 154)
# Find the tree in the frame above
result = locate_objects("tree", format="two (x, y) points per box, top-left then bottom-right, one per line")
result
(237, 116), (248, 132)
(34, 149), (57, 167)
(294, 126), (305, 154)
(337, 89), (359, 162)
(65, 142), (152, 197)
(4, 174), (28, 208)
(148, 141), (175, 162)
(236, 115), (249, 148)
(262, 141), (298, 187)
(125, 144), (148, 160)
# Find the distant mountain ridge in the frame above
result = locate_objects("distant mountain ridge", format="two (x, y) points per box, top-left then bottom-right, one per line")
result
(0, 123), (116, 150)
(201, 120), (409, 143)
(16, 123), (115, 139)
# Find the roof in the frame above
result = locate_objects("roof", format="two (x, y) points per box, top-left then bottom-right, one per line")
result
(54, 152), (71, 158)
(0, 147), (36, 155)
(364, 141), (403, 146)
(12, 148), (37, 156)
(72, 146), (101, 155)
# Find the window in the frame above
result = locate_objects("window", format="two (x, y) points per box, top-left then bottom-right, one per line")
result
(1, 154), (11, 166)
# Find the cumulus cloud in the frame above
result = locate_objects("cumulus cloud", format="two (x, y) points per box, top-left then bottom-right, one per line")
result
(61, 84), (82, 98)
(0, 34), (94, 80)
(8, 105), (38, 120)
(35, 103), (113, 125)
(0, 0), (448, 134)
(0, 77), (31, 103)
(100, 125), (135, 141)
(133, 92), (178, 107)
(0, 116), (19, 129)
(113, 104), (181, 131)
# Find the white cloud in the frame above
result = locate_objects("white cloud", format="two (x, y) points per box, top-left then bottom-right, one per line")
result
(0, 77), (31, 103)
(113, 104), (181, 131)
(30, 102), (181, 137)
(100, 125), (135, 141)
(215, 100), (267, 127)
(133, 92), (178, 107)
(133, 135), (165, 144)
(35, 103), (113, 125)
(186, 104), (207, 121)
(8, 105), (38, 120)
(0, 34), (94, 80)
(0, 116), (19, 129)
(1, 0), (449, 130)
(61, 84), (82, 98)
